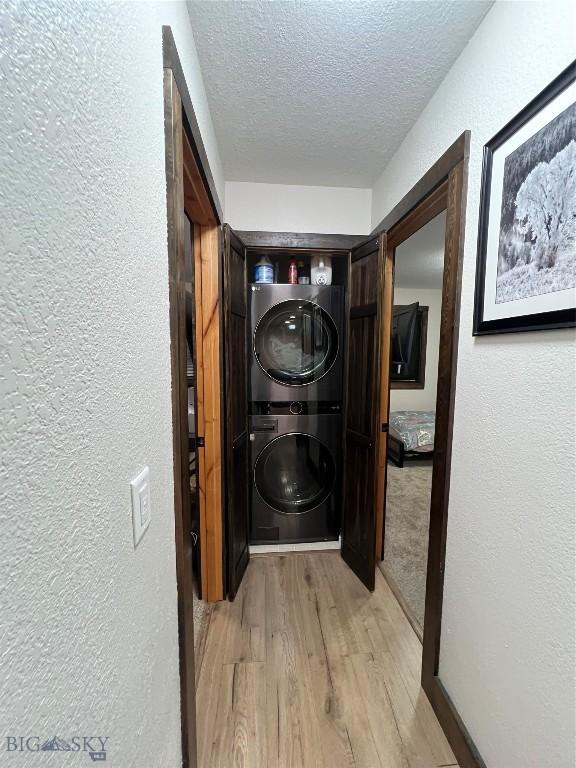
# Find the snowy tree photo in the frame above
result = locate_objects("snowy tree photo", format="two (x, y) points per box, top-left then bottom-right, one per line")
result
(496, 101), (576, 304)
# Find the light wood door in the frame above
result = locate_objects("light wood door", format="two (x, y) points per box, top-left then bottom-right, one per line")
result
(192, 221), (224, 602)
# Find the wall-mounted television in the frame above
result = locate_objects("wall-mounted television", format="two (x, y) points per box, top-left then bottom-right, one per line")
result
(391, 302), (421, 382)
(390, 302), (428, 389)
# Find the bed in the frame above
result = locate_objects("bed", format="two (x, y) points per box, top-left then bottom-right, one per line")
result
(387, 410), (435, 468)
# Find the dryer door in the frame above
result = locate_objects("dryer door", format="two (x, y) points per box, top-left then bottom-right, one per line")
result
(254, 300), (338, 386)
(254, 433), (336, 515)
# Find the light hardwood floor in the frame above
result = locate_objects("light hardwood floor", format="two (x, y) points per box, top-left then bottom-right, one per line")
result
(196, 552), (458, 768)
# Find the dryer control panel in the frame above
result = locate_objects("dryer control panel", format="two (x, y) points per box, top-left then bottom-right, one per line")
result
(250, 401), (341, 415)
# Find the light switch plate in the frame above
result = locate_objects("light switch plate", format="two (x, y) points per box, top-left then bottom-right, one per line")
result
(131, 466), (151, 547)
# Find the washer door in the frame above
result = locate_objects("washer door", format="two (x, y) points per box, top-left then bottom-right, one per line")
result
(254, 433), (336, 514)
(254, 299), (338, 386)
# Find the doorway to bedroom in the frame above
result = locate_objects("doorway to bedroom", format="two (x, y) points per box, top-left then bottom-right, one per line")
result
(380, 211), (446, 638)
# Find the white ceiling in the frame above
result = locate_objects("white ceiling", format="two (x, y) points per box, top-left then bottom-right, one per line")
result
(187, 0), (492, 187)
(394, 211), (446, 290)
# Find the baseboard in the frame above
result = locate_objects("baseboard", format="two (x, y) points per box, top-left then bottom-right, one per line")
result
(422, 673), (487, 768)
(249, 538), (341, 555)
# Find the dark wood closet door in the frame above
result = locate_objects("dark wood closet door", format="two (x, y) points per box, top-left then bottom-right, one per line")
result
(341, 234), (385, 590)
(222, 224), (250, 599)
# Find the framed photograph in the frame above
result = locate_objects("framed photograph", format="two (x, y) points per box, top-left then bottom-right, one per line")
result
(473, 61), (576, 335)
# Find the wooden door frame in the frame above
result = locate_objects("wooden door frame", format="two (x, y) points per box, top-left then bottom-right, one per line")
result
(376, 179), (450, 565)
(373, 132), (485, 768)
(163, 26), (226, 603)
(237, 232), (366, 582)
(163, 26), (225, 768)
(235, 231), (365, 250)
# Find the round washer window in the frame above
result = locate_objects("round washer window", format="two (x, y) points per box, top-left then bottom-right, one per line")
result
(254, 300), (338, 386)
(254, 433), (336, 515)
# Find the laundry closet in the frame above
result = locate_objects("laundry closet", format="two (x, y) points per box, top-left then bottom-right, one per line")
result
(220, 227), (385, 598)
(247, 249), (346, 546)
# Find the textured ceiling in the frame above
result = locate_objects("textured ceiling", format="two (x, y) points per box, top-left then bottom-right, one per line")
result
(187, 0), (492, 187)
(394, 211), (446, 290)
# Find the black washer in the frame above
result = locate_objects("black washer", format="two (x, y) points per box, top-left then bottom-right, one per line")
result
(254, 432), (335, 515)
(249, 413), (341, 544)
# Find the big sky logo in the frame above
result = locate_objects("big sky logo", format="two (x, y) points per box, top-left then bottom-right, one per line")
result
(5, 736), (109, 761)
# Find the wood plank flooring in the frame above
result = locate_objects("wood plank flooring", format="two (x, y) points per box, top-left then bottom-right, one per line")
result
(196, 553), (458, 768)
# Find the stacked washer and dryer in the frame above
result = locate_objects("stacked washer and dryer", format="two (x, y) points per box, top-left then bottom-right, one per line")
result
(248, 283), (345, 544)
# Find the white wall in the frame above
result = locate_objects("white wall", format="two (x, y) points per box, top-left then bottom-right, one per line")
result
(372, 3), (576, 767)
(0, 1), (222, 765)
(389, 288), (442, 413)
(225, 181), (371, 234)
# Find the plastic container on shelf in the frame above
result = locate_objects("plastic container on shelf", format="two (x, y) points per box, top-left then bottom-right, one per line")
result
(254, 255), (274, 284)
(297, 260), (310, 284)
(288, 258), (298, 285)
(311, 255), (332, 285)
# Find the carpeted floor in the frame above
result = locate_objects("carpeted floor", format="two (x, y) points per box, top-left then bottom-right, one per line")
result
(379, 461), (432, 633)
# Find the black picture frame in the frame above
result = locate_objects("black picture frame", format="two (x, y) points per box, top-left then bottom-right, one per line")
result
(473, 61), (576, 335)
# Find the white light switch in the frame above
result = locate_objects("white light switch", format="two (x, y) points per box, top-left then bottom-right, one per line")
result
(131, 466), (151, 547)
